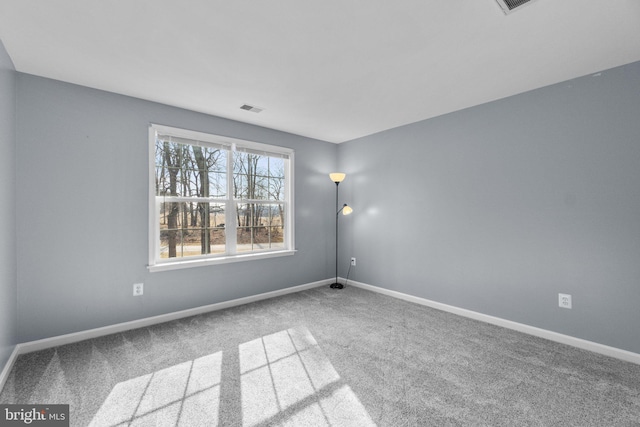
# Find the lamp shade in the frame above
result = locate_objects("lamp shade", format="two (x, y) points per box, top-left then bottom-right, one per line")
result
(342, 205), (353, 215)
(329, 172), (346, 183)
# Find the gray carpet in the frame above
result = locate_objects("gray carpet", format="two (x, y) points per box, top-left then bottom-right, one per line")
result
(1, 285), (640, 426)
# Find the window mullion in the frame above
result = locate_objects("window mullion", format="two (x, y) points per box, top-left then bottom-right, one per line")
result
(226, 147), (237, 255)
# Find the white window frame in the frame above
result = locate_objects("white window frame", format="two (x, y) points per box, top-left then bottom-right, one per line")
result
(148, 124), (295, 272)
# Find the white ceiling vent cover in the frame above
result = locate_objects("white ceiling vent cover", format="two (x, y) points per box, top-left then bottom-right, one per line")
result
(495, 0), (538, 14)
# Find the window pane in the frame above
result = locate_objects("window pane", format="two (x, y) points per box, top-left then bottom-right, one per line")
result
(209, 171), (227, 198)
(182, 228), (225, 256)
(269, 227), (285, 249)
(236, 203), (253, 229)
(269, 157), (285, 178)
(235, 203), (284, 253)
(268, 177), (285, 201)
(155, 139), (226, 198)
(236, 226), (284, 252)
(236, 227), (255, 253)
(209, 205), (226, 229)
(159, 201), (183, 231)
(155, 141), (189, 197)
(233, 153), (284, 201)
(210, 228), (226, 254)
(160, 229), (183, 258)
(158, 201), (226, 258)
(236, 202), (253, 253)
(233, 173), (248, 199)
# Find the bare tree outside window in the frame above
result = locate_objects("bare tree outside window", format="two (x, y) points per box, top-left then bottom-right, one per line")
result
(234, 152), (285, 252)
(155, 138), (226, 258)
(151, 125), (291, 266)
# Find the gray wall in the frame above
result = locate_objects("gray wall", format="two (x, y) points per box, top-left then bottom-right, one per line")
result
(9, 57), (640, 356)
(16, 74), (338, 342)
(0, 40), (17, 370)
(339, 61), (640, 354)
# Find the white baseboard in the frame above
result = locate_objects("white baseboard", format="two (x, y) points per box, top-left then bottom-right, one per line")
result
(0, 345), (20, 393)
(4, 276), (637, 392)
(346, 278), (640, 365)
(0, 278), (331, 389)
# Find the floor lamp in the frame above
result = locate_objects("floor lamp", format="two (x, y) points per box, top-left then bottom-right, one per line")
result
(329, 173), (352, 289)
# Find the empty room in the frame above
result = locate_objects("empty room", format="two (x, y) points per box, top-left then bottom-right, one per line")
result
(1, 0), (640, 425)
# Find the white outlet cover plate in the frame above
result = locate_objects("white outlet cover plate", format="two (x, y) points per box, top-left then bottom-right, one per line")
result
(134, 283), (144, 296)
(558, 293), (572, 309)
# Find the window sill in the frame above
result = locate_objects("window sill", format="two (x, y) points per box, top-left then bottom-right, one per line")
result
(148, 250), (296, 273)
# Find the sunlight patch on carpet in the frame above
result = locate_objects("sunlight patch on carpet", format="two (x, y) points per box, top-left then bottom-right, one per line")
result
(88, 351), (222, 426)
(239, 327), (375, 427)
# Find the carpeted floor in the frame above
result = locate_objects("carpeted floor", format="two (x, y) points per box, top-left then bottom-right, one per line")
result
(1, 285), (640, 426)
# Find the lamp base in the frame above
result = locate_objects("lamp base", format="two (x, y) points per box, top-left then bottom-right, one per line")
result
(329, 283), (344, 289)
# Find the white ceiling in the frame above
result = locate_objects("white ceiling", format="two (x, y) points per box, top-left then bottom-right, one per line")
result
(1, 1), (639, 143)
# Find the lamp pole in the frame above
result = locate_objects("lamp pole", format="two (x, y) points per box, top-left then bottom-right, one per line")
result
(331, 181), (343, 289)
(329, 173), (350, 289)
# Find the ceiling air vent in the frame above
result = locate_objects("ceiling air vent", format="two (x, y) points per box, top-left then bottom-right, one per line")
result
(240, 104), (264, 113)
(495, 0), (538, 14)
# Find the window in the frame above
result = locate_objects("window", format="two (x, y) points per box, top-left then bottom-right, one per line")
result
(148, 124), (294, 271)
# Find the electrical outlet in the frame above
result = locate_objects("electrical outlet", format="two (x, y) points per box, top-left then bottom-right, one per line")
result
(351, 257), (356, 266)
(133, 283), (144, 296)
(558, 293), (571, 309)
